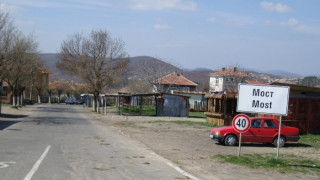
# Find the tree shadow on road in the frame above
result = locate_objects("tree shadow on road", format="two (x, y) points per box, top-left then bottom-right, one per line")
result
(0, 120), (21, 130)
(0, 114), (28, 130)
(0, 114), (28, 119)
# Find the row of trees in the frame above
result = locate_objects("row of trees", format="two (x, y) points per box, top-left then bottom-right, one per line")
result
(299, 76), (320, 87)
(0, 10), (45, 107)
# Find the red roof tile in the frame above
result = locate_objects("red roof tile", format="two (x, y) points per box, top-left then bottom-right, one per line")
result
(246, 80), (267, 85)
(158, 72), (198, 87)
(210, 67), (247, 77)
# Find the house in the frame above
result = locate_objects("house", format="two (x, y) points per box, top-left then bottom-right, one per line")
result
(209, 67), (247, 94)
(0, 81), (12, 103)
(153, 72), (198, 93)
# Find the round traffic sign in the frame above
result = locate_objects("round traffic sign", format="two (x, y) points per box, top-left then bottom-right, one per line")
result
(232, 114), (251, 133)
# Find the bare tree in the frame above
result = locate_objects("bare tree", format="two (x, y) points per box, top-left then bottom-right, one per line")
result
(0, 10), (15, 80)
(138, 57), (180, 92)
(2, 32), (43, 106)
(0, 11), (44, 107)
(58, 29), (128, 112)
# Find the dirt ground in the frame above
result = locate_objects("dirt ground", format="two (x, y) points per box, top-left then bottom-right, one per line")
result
(2, 105), (319, 180)
(96, 108), (320, 180)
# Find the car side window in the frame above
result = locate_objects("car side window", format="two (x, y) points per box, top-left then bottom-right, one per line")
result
(251, 120), (261, 128)
(263, 120), (278, 128)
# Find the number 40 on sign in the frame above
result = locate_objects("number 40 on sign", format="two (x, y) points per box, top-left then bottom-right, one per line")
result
(232, 114), (251, 133)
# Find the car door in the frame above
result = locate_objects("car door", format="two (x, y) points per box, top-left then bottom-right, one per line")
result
(261, 119), (279, 143)
(242, 119), (263, 142)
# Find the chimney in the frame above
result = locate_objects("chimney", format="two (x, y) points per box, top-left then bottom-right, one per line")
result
(233, 67), (237, 72)
(222, 67), (226, 71)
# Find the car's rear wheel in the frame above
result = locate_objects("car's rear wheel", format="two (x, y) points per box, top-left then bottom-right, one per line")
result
(273, 136), (286, 147)
(224, 134), (237, 146)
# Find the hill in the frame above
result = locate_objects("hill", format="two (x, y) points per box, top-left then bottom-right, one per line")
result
(40, 53), (301, 90)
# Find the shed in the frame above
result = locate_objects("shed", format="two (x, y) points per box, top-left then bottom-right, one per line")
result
(172, 90), (207, 111)
(156, 93), (190, 117)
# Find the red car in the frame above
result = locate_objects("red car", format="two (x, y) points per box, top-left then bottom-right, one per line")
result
(210, 117), (300, 147)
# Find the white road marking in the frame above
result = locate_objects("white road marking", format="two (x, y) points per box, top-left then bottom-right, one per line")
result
(149, 152), (203, 180)
(0, 161), (16, 169)
(24, 145), (51, 180)
(165, 161), (201, 180)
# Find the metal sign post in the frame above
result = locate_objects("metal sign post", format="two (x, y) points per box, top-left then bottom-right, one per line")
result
(238, 133), (242, 157)
(276, 116), (282, 160)
(232, 114), (251, 157)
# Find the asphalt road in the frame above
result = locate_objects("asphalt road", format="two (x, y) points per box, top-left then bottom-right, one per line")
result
(0, 104), (196, 180)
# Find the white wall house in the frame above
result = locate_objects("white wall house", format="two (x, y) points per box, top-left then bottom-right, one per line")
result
(209, 67), (247, 93)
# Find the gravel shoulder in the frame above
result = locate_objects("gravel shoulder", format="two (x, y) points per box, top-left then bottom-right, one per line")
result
(96, 108), (320, 180)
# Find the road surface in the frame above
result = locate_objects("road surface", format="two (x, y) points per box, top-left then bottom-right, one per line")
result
(0, 104), (197, 180)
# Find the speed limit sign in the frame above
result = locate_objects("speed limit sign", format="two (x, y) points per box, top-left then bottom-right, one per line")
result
(232, 114), (251, 133)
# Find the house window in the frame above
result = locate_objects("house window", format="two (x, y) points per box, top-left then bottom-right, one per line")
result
(215, 78), (219, 85)
(1, 86), (8, 97)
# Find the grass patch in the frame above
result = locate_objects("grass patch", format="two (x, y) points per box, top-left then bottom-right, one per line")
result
(11, 105), (23, 109)
(149, 120), (217, 127)
(213, 153), (320, 175)
(299, 134), (320, 148)
(188, 111), (206, 118)
(122, 105), (156, 116)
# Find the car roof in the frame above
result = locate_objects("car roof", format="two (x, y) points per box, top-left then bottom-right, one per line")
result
(249, 117), (277, 120)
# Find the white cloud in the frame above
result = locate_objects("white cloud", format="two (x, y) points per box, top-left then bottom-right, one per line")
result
(0, 3), (22, 14)
(207, 17), (218, 23)
(266, 18), (320, 36)
(286, 18), (299, 26)
(1, 0), (112, 10)
(153, 23), (172, 30)
(129, 0), (197, 11)
(156, 43), (187, 49)
(260, 1), (292, 13)
(207, 13), (254, 27)
(266, 18), (299, 27)
(16, 20), (35, 26)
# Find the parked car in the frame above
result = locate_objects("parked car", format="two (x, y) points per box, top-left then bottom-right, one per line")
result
(65, 97), (77, 104)
(210, 117), (300, 147)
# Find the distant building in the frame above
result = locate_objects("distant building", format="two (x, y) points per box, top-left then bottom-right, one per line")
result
(153, 72), (198, 93)
(209, 67), (247, 94)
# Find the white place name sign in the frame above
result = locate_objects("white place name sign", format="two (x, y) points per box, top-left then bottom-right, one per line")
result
(237, 84), (290, 115)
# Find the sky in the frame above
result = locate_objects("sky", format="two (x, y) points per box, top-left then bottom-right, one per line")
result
(1, 0), (320, 76)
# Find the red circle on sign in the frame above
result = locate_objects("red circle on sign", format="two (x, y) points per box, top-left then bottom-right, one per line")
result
(232, 114), (251, 133)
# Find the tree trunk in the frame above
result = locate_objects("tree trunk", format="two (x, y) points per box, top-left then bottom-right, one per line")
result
(97, 95), (100, 114)
(92, 97), (96, 112)
(12, 95), (16, 107)
(58, 93), (61, 104)
(30, 84), (33, 100)
(17, 94), (21, 106)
